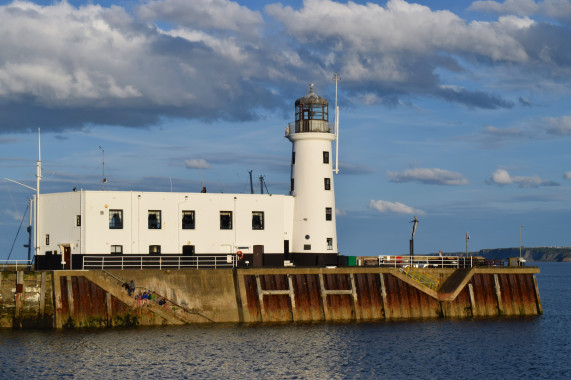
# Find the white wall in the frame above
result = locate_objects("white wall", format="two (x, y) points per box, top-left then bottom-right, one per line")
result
(289, 132), (338, 254)
(38, 191), (294, 256)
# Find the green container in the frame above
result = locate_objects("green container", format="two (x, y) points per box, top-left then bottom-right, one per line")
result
(348, 256), (357, 267)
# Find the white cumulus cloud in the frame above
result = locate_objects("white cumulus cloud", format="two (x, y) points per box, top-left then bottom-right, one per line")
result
(369, 200), (425, 215)
(185, 159), (211, 169)
(489, 169), (559, 188)
(386, 168), (468, 185)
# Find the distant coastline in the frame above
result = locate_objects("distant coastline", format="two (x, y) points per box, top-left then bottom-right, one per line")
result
(437, 247), (571, 262)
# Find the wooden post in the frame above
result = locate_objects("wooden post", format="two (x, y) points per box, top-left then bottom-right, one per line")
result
(255, 275), (264, 322)
(532, 275), (543, 315)
(379, 273), (388, 319)
(67, 276), (75, 317)
(106, 293), (112, 326)
(287, 274), (296, 322)
(468, 283), (477, 317)
(494, 274), (503, 316)
(350, 273), (359, 320)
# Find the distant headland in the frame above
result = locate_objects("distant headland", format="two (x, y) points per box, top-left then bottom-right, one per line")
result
(437, 247), (571, 262)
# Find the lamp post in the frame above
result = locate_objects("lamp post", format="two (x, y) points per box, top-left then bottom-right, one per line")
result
(519, 225), (523, 259)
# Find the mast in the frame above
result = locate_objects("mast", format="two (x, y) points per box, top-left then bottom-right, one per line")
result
(333, 73), (340, 174)
(35, 128), (41, 260)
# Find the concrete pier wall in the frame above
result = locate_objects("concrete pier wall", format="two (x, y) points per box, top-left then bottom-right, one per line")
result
(0, 267), (542, 329)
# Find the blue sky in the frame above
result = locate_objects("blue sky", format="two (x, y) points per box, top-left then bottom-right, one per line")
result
(1, 0), (571, 260)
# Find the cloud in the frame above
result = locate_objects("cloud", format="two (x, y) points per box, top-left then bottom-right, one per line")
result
(0, 0), (569, 132)
(369, 200), (425, 215)
(476, 115), (571, 146)
(469, 0), (571, 21)
(386, 168), (468, 185)
(489, 168), (559, 188)
(137, 0), (263, 34)
(184, 159), (211, 169)
(542, 116), (571, 136)
(4, 209), (23, 221)
(565, 172), (571, 179)
(335, 208), (347, 216)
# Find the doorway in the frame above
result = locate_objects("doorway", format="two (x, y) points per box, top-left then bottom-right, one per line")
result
(63, 246), (71, 270)
(253, 245), (264, 267)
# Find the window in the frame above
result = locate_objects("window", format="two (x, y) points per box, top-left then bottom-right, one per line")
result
(45, 234), (50, 245)
(111, 245), (123, 254)
(290, 178), (294, 192)
(252, 211), (264, 230)
(182, 210), (195, 229)
(326, 207), (332, 221)
(327, 238), (333, 250)
(220, 211), (232, 230)
(324, 178), (331, 190)
(109, 210), (123, 229)
(149, 245), (161, 254)
(292, 151), (295, 165)
(148, 210), (161, 229)
(323, 151), (329, 164)
(182, 245), (195, 256)
(76, 215), (81, 227)
(304, 244), (311, 250)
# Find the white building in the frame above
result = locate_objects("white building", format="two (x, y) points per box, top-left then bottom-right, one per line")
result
(35, 87), (340, 269)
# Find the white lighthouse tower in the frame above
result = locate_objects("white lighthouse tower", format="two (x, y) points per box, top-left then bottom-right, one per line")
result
(286, 84), (339, 266)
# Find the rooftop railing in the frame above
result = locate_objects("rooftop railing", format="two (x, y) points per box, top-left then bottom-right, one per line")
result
(83, 255), (237, 270)
(373, 255), (497, 269)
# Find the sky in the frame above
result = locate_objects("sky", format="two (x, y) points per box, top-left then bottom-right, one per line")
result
(1, 0), (571, 260)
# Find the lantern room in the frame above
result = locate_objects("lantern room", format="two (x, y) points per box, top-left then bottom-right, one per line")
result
(294, 84), (332, 133)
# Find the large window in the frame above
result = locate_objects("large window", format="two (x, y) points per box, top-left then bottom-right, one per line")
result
(220, 211), (232, 230)
(323, 151), (329, 164)
(109, 210), (123, 229)
(252, 211), (264, 230)
(182, 210), (195, 229)
(324, 178), (331, 190)
(148, 210), (161, 229)
(326, 207), (332, 221)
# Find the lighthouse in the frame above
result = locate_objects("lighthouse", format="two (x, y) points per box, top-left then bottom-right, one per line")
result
(286, 84), (339, 266)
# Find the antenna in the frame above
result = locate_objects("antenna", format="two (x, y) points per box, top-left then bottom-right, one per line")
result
(249, 170), (254, 194)
(36, 128), (41, 260)
(98, 146), (106, 190)
(333, 73), (340, 174)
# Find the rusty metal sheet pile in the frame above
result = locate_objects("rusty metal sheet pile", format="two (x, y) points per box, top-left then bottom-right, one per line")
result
(242, 270), (541, 323)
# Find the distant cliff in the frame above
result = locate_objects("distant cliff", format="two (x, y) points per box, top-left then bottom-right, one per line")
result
(478, 247), (571, 262)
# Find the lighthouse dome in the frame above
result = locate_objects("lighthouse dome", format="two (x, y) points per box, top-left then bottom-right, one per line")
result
(293, 84), (331, 133)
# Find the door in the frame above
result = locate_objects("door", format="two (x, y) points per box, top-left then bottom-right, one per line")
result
(253, 245), (264, 267)
(64, 246), (71, 270)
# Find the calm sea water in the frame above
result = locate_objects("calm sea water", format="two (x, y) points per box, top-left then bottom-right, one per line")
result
(0, 263), (569, 379)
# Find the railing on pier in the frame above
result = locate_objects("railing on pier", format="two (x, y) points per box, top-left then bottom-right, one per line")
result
(374, 255), (492, 269)
(83, 255), (237, 270)
(1, 260), (33, 271)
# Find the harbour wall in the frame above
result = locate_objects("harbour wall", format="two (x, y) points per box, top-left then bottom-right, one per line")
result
(0, 267), (542, 328)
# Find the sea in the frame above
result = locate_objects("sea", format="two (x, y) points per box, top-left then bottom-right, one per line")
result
(0, 262), (569, 379)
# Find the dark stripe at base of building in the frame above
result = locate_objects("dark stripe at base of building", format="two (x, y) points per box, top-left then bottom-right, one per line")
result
(35, 252), (343, 270)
